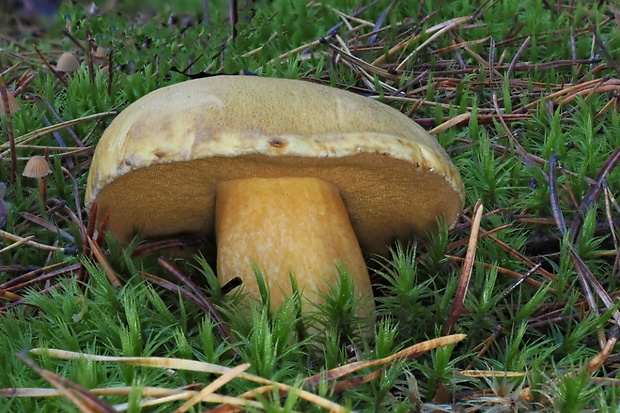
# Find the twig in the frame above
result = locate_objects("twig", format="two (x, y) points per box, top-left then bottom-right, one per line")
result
(33, 45), (68, 86)
(157, 258), (232, 344)
(444, 200), (483, 335)
(507, 36), (531, 78)
(16, 352), (116, 413)
(586, 325), (619, 373)
(87, 237), (122, 288)
(549, 155), (567, 235)
(0, 229), (70, 254)
(0, 77), (18, 183)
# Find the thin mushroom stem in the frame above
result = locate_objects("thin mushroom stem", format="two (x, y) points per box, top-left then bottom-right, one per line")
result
(37, 176), (48, 202)
(215, 176), (374, 316)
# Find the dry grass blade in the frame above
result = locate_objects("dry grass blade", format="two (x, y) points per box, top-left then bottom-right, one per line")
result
(321, 37), (398, 82)
(372, 15), (474, 67)
(28, 349), (262, 380)
(0, 261), (75, 291)
(497, 262), (545, 301)
(0, 264), (81, 313)
(549, 150), (620, 342)
(569, 146), (620, 238)
(569, 244), (620, 327)
(445, 256), (554, 294)
(603, 183), (620, 278)
(447, 218), (512, 249)
(397, 15), (476, 71)
(93, 211), (109, 247)
(0, 111), (114, 155)
(0, 287), (23, 301)
(156, 258), (232, 343)
(0, 387), (61, 397)
(459, 370), (526, 378)
(28, 349), (347, 412)
(20, 212), (75, 242)
(365, 0), (393, 44)
(549, 154), (567, 235)
(491, 92), (543, 172)
(465, 326), (503, 369)
(0, 228), (69, 254)
(129, 391), (265, 412)
(16, 352), (116, 413)
(429, 113), (471, 135)
(304, 334), (467, 386)
(0, 385), (265, 412)
(0, 386), (195, 399)
(132, 238), (200, 257)
(329, 368), (384, 392)
(0, 76), (18, 182)
(586, 326), (619, 373)
(78, 203), (98, 283)
(444, 201), (483, 335)
(212, 335), (467, 412)
(28, 337), (466, 411)
(175, 363), (250, 413)
(507, 35), (531, 77)
(60, 167), (86, 236)
(0, 235), (36, 254)
(476, 225), (557, 282)
(87, 237), (122, 287)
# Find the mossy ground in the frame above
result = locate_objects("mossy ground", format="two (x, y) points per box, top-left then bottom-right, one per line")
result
(1, 0), (620, 411)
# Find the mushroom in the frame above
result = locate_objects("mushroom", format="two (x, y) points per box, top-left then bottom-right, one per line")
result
(0, 90), (20, 115)
(85, 76), (464, 317)
(23, 155), (52, 201)
(55, 52), (80, 73)
(93, 46), (107, 66)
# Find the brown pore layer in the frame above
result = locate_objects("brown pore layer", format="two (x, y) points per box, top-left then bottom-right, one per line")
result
(93, 153), (462, 257)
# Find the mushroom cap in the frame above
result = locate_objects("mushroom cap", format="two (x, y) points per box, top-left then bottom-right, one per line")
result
(55, 52), (80, 73)
(94, 46), (107, 60)
(85, 76), (465, 255)
(0, 91), (20, 115)
(23, 155), (51, 178)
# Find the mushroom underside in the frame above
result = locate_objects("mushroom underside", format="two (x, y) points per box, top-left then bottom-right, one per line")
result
(92, 152), (463, 257)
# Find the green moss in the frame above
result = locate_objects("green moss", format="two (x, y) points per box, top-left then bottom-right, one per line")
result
(2, 0), (620, 410)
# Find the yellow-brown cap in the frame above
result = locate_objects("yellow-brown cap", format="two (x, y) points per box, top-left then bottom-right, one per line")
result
(85, 76), (465, 255)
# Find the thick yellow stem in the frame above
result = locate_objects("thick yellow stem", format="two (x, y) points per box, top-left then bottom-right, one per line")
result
(215, 177), (374, 316)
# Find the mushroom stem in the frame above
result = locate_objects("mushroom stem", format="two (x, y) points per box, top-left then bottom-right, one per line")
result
(215, 177), (374, 315)
(37, 176), (48, 202)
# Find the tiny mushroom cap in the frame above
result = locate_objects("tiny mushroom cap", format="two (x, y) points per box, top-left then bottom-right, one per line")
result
(55, 52), (80, 73)
(85, 76), (465, 316)
(23, 155), (52, 178)
(0, 91), (20, 115)
(93, 46), (107, 64)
